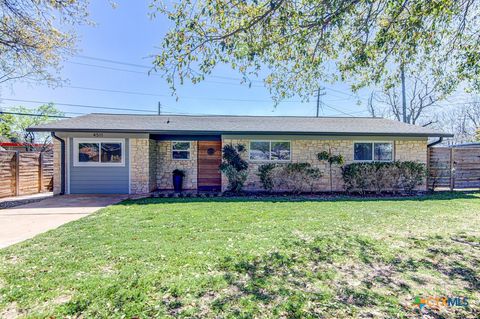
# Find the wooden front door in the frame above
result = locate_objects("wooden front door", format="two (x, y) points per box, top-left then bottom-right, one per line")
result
(197, 141), (222, 191)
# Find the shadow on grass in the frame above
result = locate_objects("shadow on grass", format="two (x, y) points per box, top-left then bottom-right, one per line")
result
(117, 191), (479, 206)
(186, 234), (479, 318)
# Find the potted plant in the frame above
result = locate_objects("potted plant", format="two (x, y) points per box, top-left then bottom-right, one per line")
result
(172, 169), (185, 192)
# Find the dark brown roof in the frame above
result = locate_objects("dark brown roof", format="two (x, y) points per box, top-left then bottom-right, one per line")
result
(28, 114), (453, 137)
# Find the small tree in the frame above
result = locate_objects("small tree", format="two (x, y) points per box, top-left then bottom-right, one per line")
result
(318, 148), (344, 192)
(219, 144), (248, 192)
(0, 104), (64, 151)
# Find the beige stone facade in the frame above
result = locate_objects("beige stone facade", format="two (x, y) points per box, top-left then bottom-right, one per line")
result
(53, 135), (428, 195)
(130, 138), (156, 194)
(394, 140), (428, 162)
(129, 139), (198, 193)
(221, 137), (428, 192)
(156, 141), (198, 190)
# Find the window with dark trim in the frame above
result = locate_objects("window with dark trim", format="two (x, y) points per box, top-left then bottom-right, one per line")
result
(249, 141), (291, 161)
(172, 141), (191, 160)
(354, 142), (393, 162)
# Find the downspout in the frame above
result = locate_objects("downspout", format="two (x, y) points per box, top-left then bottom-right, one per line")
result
(51, 132), (65, 195)
(427, 137), (443, 148)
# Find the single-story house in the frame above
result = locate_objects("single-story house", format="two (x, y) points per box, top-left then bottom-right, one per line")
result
(28, 114), (452, 194)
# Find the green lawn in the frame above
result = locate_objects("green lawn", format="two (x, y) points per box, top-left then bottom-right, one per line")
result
(1, 193), (479, 318)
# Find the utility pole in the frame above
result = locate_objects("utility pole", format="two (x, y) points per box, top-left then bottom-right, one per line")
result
(400, 63), (407, 123)
(158, 102), (161, 115)
(316, 87), (326, 117)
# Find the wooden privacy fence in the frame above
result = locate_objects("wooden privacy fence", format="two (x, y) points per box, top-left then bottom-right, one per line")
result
(0, 151), (53, 198)
(428, 147), (480, 190)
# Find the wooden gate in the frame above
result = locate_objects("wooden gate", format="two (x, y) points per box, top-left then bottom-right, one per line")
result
(0, 151), (53, 198)
(428, 147), (480, 190)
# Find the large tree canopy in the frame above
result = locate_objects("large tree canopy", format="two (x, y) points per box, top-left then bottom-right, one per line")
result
(153, 0), (480, 102)
(0, 0), (90, 85)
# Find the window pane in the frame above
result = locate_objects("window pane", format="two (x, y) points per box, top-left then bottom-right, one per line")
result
(172, 142), (190, 151)
(173, 151), (190, 159)
(101, 143), (122, 163)
(354, 143), (372, 161)
(250, 141), (270, 160)
(78, 143), (99, 162)
(271, 141), (290, 160)
(374, 143), (393, 161)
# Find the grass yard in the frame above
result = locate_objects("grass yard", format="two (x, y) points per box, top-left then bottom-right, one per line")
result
(0, 193), (479, 318)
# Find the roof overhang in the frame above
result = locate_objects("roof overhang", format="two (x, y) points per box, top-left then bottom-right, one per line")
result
(27, 127), (454, 138)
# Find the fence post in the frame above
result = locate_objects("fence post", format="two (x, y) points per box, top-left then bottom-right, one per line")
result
(38, 152), (43, 193)
(15, 151), (20, 196)
(449, 147), (454, 191)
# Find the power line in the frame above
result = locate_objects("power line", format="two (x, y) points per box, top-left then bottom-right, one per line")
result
(321, 102), (360, 117)
(49, 83), (301, 103)
(74, 55), (369, 99)
(74, 55), (365, 98)
(76, 55), (152, 69)
(64, 84), (167, 98)
(0, 111), (71, 118)
(1, 98), (158, 113)
(68, 61), (156, 76)
(68, 61), (266, 88)
(1, 98), (214, 116)
(2, 102), (366, 118)
(76, 55), (264, 83)
(2, 107), (85, 116)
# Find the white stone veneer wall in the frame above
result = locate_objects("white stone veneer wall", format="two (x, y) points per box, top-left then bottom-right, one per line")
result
(156, 141), (198, 190)
(221, 138), (428, 192)
(130, 138), (156, 194)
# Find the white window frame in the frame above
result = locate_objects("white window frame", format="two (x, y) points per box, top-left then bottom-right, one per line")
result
(353, 141), (394, 162)
(172, 141), (191, 160)
(73, 138), (125, 167)
(249, 140), (291, 162)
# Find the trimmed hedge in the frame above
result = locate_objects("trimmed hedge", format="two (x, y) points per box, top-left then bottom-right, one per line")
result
(257, 163), (322, 193)
(341, 161), (426, 194)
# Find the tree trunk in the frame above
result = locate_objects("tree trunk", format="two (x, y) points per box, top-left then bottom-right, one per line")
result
(329, 163), (333, 192)
(401, 63), (407, 123)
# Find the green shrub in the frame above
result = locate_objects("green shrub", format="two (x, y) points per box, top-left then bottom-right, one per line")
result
(282, 163), (322, 193)
(257, 163), (277, 191)
(219, 144), (248, 192)
(341, 161), (426, 194)
(257, 162), (322, 193)
(396, 161), (427, 193)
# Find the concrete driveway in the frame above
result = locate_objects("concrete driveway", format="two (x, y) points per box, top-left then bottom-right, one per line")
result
(0, 195), (129, 249)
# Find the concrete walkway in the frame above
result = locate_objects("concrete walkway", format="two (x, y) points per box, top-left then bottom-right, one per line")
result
(0, 195), (129, 249)
(0, 192), (53, 209)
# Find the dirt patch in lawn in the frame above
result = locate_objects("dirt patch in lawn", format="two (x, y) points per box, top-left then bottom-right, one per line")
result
(0, 302), (20, 319)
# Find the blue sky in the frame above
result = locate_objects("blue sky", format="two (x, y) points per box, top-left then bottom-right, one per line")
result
(1, 1), (382, 118)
